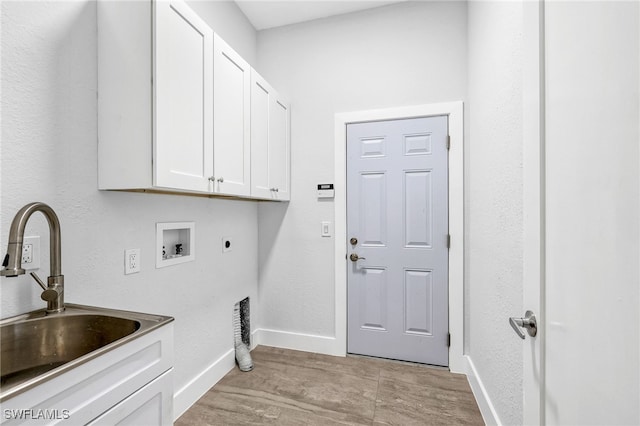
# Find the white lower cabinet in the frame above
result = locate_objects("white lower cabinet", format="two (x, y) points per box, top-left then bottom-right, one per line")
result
(250, 70), (291, 201)
(0, 324), (174, 426)
(87, 370), (172, 426)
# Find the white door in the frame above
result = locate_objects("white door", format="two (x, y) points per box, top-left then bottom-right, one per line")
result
(522, 2), (639, 424)
(213, 34), (251, 196)
(346, 116), (449, 366)
(154, 0), (213, 192)
(543, 2), (639, 424)
(250, 70), (291, 201)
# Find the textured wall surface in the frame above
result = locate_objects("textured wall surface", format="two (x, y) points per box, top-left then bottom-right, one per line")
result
(467, 2), (524, 425)
(256, 1), (467, 341)
(0, 0), (258, 408)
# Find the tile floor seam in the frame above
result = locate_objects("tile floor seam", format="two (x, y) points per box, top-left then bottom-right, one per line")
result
(370, 366), (382, 425)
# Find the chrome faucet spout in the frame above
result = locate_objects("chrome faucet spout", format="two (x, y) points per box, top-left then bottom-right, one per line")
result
(1, 202), (65, 313)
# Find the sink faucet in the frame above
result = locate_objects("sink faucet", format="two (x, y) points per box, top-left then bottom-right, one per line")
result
(1, 202), (65, 313)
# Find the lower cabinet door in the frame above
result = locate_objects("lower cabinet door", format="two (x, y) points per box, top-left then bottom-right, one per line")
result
(88, 369), (173, 426)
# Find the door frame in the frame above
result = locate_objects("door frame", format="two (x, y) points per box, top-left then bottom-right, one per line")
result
(334, 101), (465, 373)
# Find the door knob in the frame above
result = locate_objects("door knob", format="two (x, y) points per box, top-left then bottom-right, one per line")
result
(349, 253), (365, 262)
(350, 237), (358, 245)
(509, 310), (537, 339)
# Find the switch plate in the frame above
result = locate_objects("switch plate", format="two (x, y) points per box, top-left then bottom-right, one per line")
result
(22, 236), (40, 270)
(321, 221), (332, 237)
(125, 248), (141, 274)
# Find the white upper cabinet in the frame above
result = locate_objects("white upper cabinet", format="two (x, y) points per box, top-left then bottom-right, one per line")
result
(213, 34), (251, 197)
(155, 0), (214, 192)
(98, 0), (214, 193)
(250, 70), (291, 201)
(98, 0), (289, 201)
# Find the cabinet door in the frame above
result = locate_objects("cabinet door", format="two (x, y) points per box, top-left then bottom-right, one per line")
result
(250, 70), (291, 201)
(213, 34), (251, 196)
(154, 0), (214, 192)
(88, 369), (173, 426)
(250, 71), (272, 199)
(269, 94), (291, 200)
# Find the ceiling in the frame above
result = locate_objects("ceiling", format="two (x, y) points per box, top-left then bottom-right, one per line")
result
(235, 0), (408, 31)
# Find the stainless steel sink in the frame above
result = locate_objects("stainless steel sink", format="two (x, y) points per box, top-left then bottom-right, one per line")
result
(0, 304), (173, 401)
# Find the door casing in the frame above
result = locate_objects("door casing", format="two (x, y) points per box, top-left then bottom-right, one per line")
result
(334, 101), (465, 373)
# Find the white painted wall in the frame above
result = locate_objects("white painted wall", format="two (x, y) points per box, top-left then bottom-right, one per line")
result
(545, 2), (639, 424)
(466, 2), (523, 425)
(187, 0), (257, 67)
(255, 1), (467, 349)
(0, 0), (258, 419)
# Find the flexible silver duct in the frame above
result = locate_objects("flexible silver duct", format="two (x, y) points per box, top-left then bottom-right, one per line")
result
(233, 300), (253, 371)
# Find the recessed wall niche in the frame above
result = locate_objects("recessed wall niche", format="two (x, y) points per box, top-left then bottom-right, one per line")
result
(156, 222), (195, 268)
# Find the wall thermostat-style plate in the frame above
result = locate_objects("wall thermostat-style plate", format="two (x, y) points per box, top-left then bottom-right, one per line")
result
(317, 183), (334, 198)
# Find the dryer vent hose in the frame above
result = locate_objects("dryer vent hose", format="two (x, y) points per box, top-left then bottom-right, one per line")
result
(234, 302), (253, 372)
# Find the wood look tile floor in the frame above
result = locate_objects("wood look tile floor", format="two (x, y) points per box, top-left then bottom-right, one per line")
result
(176, 346), (484, 425)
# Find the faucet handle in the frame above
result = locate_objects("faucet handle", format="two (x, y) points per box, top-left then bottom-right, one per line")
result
(30, 272), (63, 304)
(30, 272), (47, 291)
(41, 288), (62, 302)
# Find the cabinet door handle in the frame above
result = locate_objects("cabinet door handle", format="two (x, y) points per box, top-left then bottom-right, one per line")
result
(217, 177), (224, 183)
(270, 188), (279, 192)
(208, 176), (216, 182)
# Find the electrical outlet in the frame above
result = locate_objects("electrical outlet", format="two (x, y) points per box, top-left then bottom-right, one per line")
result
(22, 244), (33, 263)
(124, 248), (141, 275)
(22, 236), (40, 270)
(222, 237), (232, 253)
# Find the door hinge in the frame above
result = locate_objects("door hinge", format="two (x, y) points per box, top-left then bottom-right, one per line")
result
(447, 333), (451, 347)
(446, 135), (451, 150)
(446, 234), (451, 249)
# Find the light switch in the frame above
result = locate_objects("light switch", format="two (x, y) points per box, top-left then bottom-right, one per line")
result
(321, 221), (332, 237)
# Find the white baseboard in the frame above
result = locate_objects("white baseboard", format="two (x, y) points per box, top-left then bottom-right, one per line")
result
(465, 355), (501, 426)
(173, 348), (235, 421)
(255, 328), (344, 357)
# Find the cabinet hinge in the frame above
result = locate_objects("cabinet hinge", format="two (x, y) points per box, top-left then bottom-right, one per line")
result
(447, 234), (451, 249)
(446, 135), (451, 150)
(447, 333), (451, 347)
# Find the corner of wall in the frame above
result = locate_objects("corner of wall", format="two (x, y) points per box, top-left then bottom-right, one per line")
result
(465, 355), (502, 426)
(173, 348), (235, 421)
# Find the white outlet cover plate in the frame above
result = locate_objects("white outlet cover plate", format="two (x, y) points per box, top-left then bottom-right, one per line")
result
(23, 236), (40, 270)
(124, 248), (141, 274)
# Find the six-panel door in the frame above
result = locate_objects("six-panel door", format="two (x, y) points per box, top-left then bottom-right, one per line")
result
(346, 116), (449, 366)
